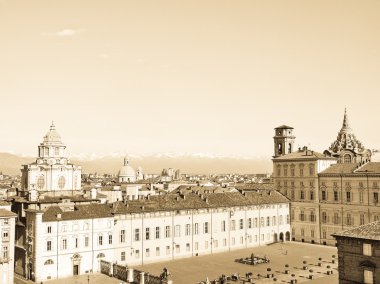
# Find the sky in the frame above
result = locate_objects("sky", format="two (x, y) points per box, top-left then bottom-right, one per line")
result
(1, 0), (380, 158)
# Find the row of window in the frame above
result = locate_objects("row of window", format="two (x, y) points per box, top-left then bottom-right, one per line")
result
(276, 164), (315, 177)
(320, 180), (380, 189)
(321, 190), (379, 204)
(292, 210), (379, 226)
(277, 180), (315, 189)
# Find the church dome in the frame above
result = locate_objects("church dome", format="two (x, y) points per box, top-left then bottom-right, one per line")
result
(43, 122), (63, 145)
(118, 157), (136, 178)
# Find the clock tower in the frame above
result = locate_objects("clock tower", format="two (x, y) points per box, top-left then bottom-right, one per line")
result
(21, 123), (82, 192)
(273, 125), (295, 158)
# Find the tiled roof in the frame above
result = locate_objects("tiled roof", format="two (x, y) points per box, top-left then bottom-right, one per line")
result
(42, 203), (114, 222)
(355, 162), (380, 173)
(275, 125), (293, 129)
(332, 221), (380, 241)
(41, 191), (289, 222)
(234, 183), (274, 191)
(319, 162), (380, 175)
(273, 149), (336, 161)
(319, 163), (360, 174)
(0, 208), (17, 218)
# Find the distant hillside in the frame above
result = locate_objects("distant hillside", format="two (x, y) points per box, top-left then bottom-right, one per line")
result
(0, 152), (273, 175)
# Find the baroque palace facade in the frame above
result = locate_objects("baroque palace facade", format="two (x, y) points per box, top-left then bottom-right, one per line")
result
(9, 124), (291, 283)
(273, 110), (380, 245)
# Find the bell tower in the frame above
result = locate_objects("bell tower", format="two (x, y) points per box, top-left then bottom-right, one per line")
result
(273, 125), (295, 158)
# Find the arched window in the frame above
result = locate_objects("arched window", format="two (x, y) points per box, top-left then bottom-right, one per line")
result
(44, 259), (54, 265)
(58, 176), (65, 189)
(97, 253), (105, 258)
(278, 143), (283, 155)
(37, 176), (45, 189)
(344, 154), (352, 163)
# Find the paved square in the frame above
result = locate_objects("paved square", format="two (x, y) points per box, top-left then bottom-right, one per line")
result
(133, 242), (338, 283)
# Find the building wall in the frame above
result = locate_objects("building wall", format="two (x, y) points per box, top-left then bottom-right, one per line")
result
(273, 158), (336, 244)
(27, 204), (290, 282)
(319, 174), (380, 245)
(0, 217), (15, 284)
(336, 236), (380, 284)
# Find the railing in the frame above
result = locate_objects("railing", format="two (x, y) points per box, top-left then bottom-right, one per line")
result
(100, 260), (168, 283)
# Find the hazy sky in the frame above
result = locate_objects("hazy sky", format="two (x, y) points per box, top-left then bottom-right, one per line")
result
(1, 0), (380, 158)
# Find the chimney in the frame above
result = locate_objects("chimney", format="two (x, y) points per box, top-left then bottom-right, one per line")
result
(176, 196), (180, 201)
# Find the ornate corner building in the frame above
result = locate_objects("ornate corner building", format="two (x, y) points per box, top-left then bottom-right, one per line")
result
(273, 109), (380, 246)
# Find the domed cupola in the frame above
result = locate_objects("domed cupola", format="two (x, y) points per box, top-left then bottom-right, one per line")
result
(43, 122), (63, 145)
(324, 109), (372, 164)
(118, 156), (136, 183)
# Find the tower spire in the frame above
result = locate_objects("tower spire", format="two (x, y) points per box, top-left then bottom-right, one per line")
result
(342, 108), (349, 129)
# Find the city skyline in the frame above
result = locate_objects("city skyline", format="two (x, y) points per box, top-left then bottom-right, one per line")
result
(1, 0), (380, 158)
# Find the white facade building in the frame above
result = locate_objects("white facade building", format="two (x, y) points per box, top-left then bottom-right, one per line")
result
(21, 123), (81, 192)
(0, 203), (17, 284)
(24, 190), (290, 282)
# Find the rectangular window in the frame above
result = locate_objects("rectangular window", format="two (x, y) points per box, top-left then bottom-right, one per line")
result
(75, 238), (78, 248)
(155, 227), (160, 239)
(2, 246), (8, 259)
(334, 191), (338, 202)
(98, 235), (103, 246)
(310, 190), (314, 200)
(360, 214), (365, 225)
(194, 223), (199, 235)
(186, 243), (190, 252)
(364, 269), (373, 284)
(363, 243), (372, 256)
(300, 168), (304, 176)
(61, 239), (67, 250)
(135, 229), (140, 241)
(175, 225), (181, 237)
(156, 247), (160, 256)
(333, 213), (339, 224)
(231, 220), (236, 230)
(146, 228), (150, 240)
(322, 191), (326, 201)
(204, 222), (209, 234)
(146, 248), (150, 257)
(185, 224), (191, 236)
(254, 218), (258, 227)
(346, 191), (351, 202)
(108, 234), (112, 245)
(195, 242), (199, 251)
(135, 249), (140, 259)
(247, 218), (252, 228)
(47, 226), (52, 234)
(166, 246), (170, 255)
(360, 191), (364, 203)
(47, 241), (52, 251)
(266, 217), (270, 226)
(121, 251), (126, 261)
(374, 192), (378, 204)
(221, 220), (226, 232)
(239, 219), (243, 230)
(272, 216), (276, 226)
(175, 245), (180, 253)
(165, 226), (171, 238)
(85, 236), (89, 247)
(120, 230), (125, 243)
(311, 230), (314, 238)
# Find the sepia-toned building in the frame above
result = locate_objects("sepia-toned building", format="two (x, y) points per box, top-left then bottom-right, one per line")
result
(22, 190), (290, 282)
(273, 110), (380, 246)
(20, 123), (82, 193)
(0, 202), (17, 284)
(272, 138), (336, 244)
(319, 162), (380, 245)
(324, 108), (372, 164)
(333, 221), (380, 284)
